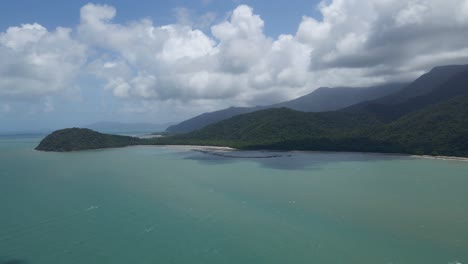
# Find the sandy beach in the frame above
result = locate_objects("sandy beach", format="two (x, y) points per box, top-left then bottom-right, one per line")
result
(158, 145), (236, 151)
(411, 155), (468, 162)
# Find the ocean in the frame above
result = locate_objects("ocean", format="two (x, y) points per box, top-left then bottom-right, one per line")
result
(1, 135), (467, 264)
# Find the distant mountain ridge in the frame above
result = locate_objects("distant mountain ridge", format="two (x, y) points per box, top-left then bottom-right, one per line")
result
(166, 83), (407, 133)
(271, 83), (407, 111)
(85, 121), (173, 133)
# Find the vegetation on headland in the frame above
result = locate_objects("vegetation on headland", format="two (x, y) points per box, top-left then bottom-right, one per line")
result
(36, 64), (468, 157)
(163, 93), (468, 157)
(154, 66), (468, 157)
(36, 92), (468, 157)
(35, 128), (142, 152)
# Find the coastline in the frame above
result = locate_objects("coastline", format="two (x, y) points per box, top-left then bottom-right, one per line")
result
(34, 142), (468, 162)
(34, 144), (236, 153)
(159, 145), (236, 151)
(162, 145), (468, 161)
(179, 146), (468, 161)
(410, 154), (468, 162)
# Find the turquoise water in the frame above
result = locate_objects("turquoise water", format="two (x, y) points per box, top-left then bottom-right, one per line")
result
(1, 135), (467, 264)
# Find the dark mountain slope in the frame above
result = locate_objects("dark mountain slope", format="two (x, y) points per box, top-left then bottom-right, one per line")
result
(272, 83), (406, 111)
(374, 65), (467, 104)
(165, 106), (265, 134)
(344, 66), (468, 122)
(166, 83), (406, 133)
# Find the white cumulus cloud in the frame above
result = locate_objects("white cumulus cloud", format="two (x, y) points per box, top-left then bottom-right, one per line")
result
(78, 4), (316, 108)
(301, 0), (468, 81)
(2, 1), (468, 118)
(0, 23), (86, 98)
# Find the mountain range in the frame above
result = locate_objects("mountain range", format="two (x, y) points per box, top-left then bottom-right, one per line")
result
(166, 83), (407, 133)
(164, 64), (468, 156)
(36, 64), (468, 157)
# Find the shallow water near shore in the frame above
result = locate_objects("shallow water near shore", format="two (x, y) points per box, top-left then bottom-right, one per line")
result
(1, 135), (468, 264)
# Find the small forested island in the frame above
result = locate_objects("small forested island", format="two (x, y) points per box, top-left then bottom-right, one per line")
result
(36, 64), (468, 157)
(35, 128), (143, 152)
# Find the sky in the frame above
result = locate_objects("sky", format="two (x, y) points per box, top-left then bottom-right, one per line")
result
(1, 0), (468, 132)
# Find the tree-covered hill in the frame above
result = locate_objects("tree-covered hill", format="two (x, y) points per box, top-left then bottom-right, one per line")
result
(166, 83), (406, 133)
(166, 108), (379, 148)
(35, 128), (142, 152)
(372, 94), (468, 157)
(168, 92), (468, 157)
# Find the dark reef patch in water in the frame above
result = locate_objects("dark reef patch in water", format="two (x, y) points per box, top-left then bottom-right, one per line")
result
(185, 149), (411, 170)
(192, 149), (292, 159)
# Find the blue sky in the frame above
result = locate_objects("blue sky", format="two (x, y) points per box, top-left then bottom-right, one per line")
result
(0, 0), (323, 132)
(1, 0), (468, 133)
(0, 0), (321, 37)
